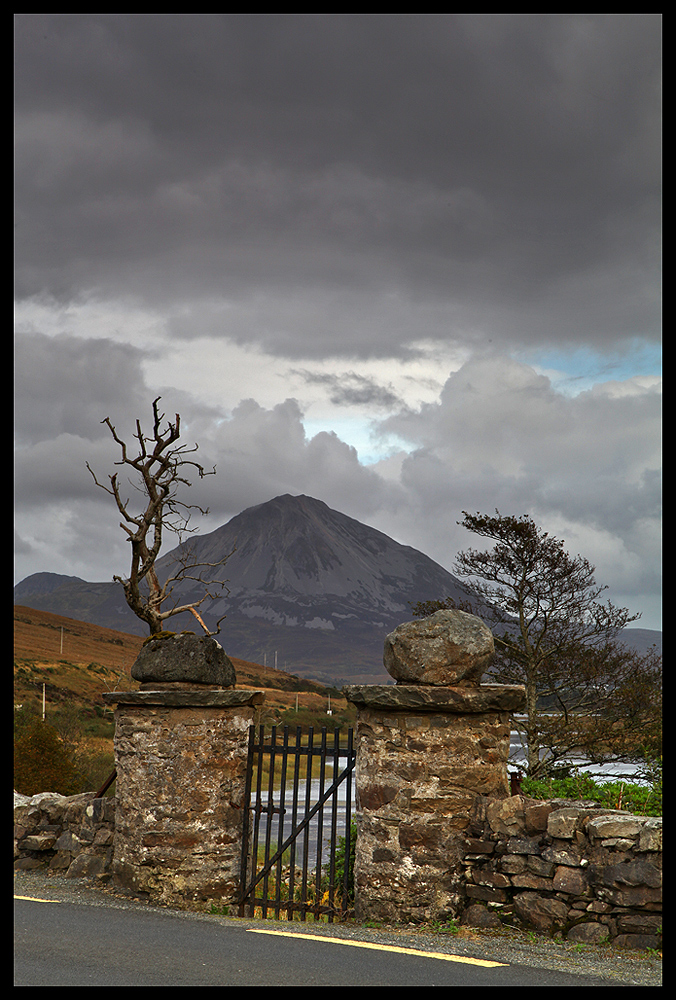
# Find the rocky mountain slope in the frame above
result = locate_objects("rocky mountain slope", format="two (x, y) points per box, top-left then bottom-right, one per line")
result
(15, 495), (479, 683)
(14, 494), (661, 686)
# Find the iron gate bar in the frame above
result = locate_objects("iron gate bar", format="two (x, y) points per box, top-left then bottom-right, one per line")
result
(246, 733), (351, 908)
(329, 726), (353, 916)
(239, 724), (356, 922)
(289, 724), (303, 914)
(261, 725), (279, 916)
(313, 728), (327, 920)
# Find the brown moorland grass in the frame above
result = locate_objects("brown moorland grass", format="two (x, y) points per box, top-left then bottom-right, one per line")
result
(14, 605), (354, 797)
(13, 605), (351, 720)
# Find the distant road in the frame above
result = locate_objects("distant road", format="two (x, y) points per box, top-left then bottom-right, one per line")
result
(15, 895), (626, 987)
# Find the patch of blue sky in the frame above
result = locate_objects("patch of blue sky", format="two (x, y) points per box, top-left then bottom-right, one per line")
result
(302, 416), (409, 466)
(517, 340), (662, 396)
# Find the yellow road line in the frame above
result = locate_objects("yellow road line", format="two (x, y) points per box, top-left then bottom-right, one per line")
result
(14, 895), (61, 903)
(246, 928), (506, 967)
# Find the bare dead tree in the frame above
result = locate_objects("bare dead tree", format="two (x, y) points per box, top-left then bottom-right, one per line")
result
(87, 397), (232, 636)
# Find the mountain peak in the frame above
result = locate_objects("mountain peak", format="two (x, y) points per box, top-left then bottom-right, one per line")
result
(13, 494), (662, 685)
(13, 571), (85, 600)
(14, 495), (471, 683)
(167, 493), (449, 601)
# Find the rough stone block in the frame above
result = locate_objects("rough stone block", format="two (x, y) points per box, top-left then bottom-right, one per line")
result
(464, 883), (509, 903)
(513, 892), (569, 934)
(461, 903), (503, 929)
(131, 633), (236, 687)
(510, 873), (553, 891)
(552, 864), (588, 894)
(506, 836), (542, 855)
(566, 921), (609, 945)
(523, 801), (553, 834)
(485, 796), (529, 836)
(600, 858), (662, 889)
(383, 610), (494, 686)
(499, 855), (526, 875)
(541, 845), (584, 867)
(526, 855), (555, 877)
(67, 853), (108, 877)
(20, 834), (57, 851)
(547, 807), (587, 839)
(613, 933), (661, 950)
(638, 818), (662, 852)
(586, 814), (643, 842)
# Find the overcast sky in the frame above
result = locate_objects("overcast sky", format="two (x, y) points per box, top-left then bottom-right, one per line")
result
(14, 14), (662, 629)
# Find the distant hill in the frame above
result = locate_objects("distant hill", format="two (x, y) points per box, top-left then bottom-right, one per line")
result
(13, 604), (333, 693)
(15, 494), (480, 684)
(14, 494), (662, 685)
(13, 605), (355, 797)
(14, 605), (350, 738)
(612, 628), (662, 657)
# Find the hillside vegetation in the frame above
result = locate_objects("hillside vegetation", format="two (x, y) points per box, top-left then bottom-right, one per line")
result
(14, 606), (355, 797)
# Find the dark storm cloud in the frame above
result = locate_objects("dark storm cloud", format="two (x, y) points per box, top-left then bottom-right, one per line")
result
(13, 15), (662, 626)
(14, 14), (661, 356)
(14, 332), (150, 445)
(15, 14), (659, 191)
(14, 330), (226, 446)
(291, 370), (404, 409)
(186, 397), (398, 524)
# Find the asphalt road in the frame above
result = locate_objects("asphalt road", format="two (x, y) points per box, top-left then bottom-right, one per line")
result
(14, 872), (662, 987)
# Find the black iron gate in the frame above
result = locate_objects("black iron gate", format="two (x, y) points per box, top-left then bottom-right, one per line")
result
(238, 725), (356, 922)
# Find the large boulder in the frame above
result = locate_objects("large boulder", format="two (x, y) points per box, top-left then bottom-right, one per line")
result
(131, 633), (236, 687)
(383, 609), (494, 686)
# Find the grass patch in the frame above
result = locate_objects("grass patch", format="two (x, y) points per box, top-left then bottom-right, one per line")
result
(522, 763), (662, 817)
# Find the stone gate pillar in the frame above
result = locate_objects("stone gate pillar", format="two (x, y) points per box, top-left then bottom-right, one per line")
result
(344, 610), (525, 925)
(102, 634), (265, 910)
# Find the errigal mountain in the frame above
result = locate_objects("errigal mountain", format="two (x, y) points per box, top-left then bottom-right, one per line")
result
(14, 494), (479, 684)
(14, 494), (661, 685)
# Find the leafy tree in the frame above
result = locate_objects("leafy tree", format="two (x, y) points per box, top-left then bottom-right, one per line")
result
(87, 397), (232, 635)
(14, 709), (81, 796)
(413, 511), (661, 779)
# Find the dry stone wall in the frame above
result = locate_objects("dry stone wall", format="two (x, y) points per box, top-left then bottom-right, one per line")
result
(13, 786), (663, 951)
(461, 794), (662, 949)
(14, 790), (115, 877)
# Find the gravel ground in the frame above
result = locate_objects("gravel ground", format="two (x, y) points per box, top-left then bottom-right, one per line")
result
(14, 869), (662, 987)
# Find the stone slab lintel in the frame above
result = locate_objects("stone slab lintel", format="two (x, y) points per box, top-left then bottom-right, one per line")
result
(102, 689), (266, 708)
(343, 683), (526, 713)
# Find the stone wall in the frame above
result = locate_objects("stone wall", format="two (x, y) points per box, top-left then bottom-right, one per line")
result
(14, 790), (115, 877)
(12, 613), (661, 950)
(13, 788), (663, 950)
(461, 794), (662, 950)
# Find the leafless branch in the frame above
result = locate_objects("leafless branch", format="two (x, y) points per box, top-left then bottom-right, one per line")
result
(87, 397), (230, 636)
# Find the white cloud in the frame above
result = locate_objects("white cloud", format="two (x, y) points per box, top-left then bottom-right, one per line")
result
(367, 355), (661, 619)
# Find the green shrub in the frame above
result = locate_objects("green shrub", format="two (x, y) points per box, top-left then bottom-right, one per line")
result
(277, 706), (345, 732)
(14, 710), (81, 796)
(521, 764), (662, 817)
(14, 706), (116, 797)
